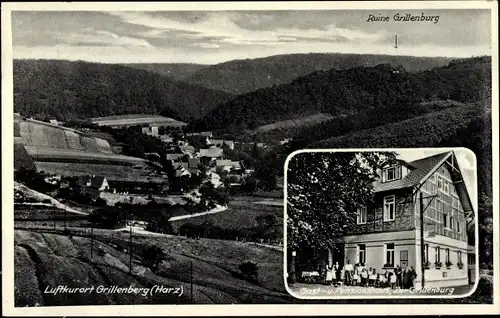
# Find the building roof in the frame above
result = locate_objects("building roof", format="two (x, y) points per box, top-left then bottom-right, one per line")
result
(200, 148), (223, 158)
(374, 152), (450, 193)
(188, 158), (200, 168)
(166, 153), (185, 161)
(231, 161), (242, 169)
(78, 175), (107, 189)
(173, 162), (189, 170)
(216, 159), (232, 166)
(373, 151), (475, 219)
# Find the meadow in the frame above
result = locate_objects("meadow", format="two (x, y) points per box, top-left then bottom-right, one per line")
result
(14, 228), (292, 306)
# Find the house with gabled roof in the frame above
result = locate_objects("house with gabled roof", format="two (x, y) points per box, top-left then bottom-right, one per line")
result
(77, 175), (110, 200)
(78, 175), (109, 191)
(209, 139), (235, 150)
(294, 151), (476, 289)
(166, 153), (185, 161)
(188, 158), (200, 168)
(199, 147), (223, 159)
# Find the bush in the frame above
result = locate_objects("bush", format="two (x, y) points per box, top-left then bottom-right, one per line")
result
(238, 261), (259, 282)
(142, 245), (166, 271)
(93, 197), (107, 207)
(467, 277), (493, 303)
(96, 246), (106, 257)
(144, 214), (173, 234)
(89, 207), (126, 229)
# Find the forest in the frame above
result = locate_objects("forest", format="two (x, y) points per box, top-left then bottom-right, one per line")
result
(13, 59), (234, 122)
(184, 52), (453, 94)
(193, 56), (491, 132)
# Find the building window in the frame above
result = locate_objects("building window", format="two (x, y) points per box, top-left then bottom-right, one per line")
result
(443, 213), (448, 228)
(434, 246), (441, 263)
(457, 251), (462, 263)
(456, 219), (461, 233)
(446, 248), (450, 262)
(385, 243), (395, 266)
(383, 195), (396, 221)
(450, 217), (454, 230)
(358, 244), (366, 265)
(429, 173), (436, 183)
(384, 166), (401, 182)
(357, 206), (367, 224)
(443, 180), (450, 194)
(437, 176), (443, 190)
(424, 244), (429, 263)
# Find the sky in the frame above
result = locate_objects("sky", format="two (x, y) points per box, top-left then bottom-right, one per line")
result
(10, 9), (492, 64)
(398, 148), (477, 212)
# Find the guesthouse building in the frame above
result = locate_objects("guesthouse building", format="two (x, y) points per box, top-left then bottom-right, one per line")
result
(291, 151), (476, 289)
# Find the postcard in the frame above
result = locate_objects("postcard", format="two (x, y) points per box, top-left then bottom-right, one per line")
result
(2, 1), (498, 316)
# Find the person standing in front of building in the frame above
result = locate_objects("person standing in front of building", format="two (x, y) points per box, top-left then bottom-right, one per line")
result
(408, 266), (417, 289)
(369, 268), (377, 287)
(402, 268), (409, 289)
(390, 270), (397, 289)
(383, 268), (390, 288)
(334, 261), (341, 286)
(344, 260), (354, 286)
(361, 267), (369, 287)
(325, 262), (334, 285)
(352, 267), (360, 286)
(395, 265), (403, 288)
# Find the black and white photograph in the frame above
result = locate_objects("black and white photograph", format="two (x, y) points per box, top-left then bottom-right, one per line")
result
(285, 149), (477, 298)
(1, 1), (498, 316)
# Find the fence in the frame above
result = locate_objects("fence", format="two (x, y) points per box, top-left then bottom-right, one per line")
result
(15, 220), (197, 302)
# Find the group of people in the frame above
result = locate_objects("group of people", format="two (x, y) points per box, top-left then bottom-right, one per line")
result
(324, 260), (417, 289)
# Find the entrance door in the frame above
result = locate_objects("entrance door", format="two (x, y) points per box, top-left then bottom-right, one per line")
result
(332, 243), (345, 268)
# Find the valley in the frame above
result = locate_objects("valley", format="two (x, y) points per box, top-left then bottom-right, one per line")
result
(12, 53), (493, 306)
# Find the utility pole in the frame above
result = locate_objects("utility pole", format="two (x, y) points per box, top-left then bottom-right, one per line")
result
(419, 192), (438, 289)
(289, 250), (296, 284)
(419, 192), (425, 288)
(129, 225), (133, 273)
(90, 227), (94, 260)
(190, 261), (193, 302)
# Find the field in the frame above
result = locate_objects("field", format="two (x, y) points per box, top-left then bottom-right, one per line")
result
(91, 114), (187, 127)
(32, 161), (163, 183)
(15, 118), (150, 173)
(14, 228), (292, 306)
(18, 119), (113, 152)
(169, 196), (284, 235)
(253, 113), (334, 133)
(24, 146), (145, 164)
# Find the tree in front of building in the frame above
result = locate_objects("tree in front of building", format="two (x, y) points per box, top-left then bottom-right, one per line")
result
(286, 151), (395, 250)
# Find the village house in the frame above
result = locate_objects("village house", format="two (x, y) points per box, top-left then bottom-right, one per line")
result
(186, 131), (213, 138)
(77, 175), (110, 200)
(166, 153), (185, 161)
(141, 125), (159, 136)
(188, 158), (200, 169)
(159, 135), (174, 143)
(180, 144), (196, 157)
(209, 139), (235, 150)
(199, 147), (223, 160)
(291, 151), (475, 289)
(215, 159), (233, 172)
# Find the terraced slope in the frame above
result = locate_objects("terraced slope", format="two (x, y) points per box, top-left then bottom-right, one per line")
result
(14, 229), (292, 306)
